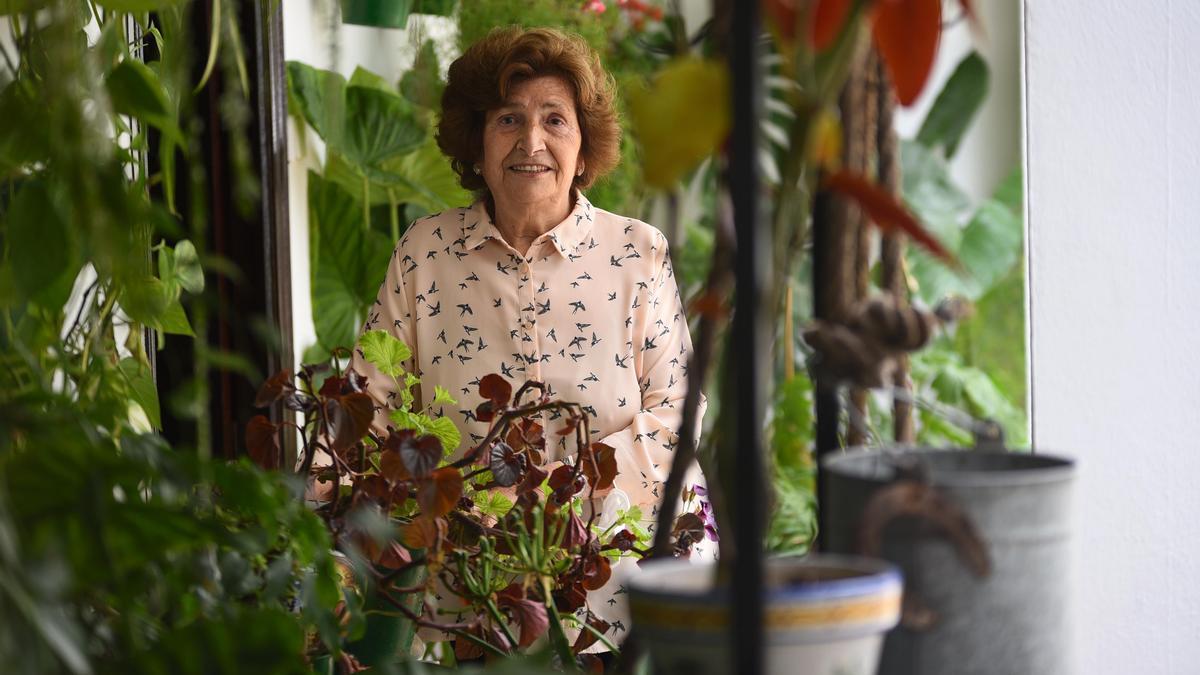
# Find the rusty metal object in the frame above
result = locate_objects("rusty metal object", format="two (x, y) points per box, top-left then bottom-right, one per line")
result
(857, 478), (991, 630)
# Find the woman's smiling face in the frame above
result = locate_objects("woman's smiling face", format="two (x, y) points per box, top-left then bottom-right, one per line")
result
(480, 75), (583, 212)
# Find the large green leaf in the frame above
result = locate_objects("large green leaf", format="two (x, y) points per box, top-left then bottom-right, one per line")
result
(342, 85), (426, 168)
(954, 261), (1027, 412)
(771, 374), (814, 473)
(0, 0), (44, 15)
(106, 59), (183, 143)
(325, 137), (469, 214)
(121, 275), (192, 335)
(308, 173), (392, 352)
(347, 66), (395, 94)
(958, 199), (1022, 298)
(7, 180), (75, 309)
(95, 0), (188, 10)
(916, 51), (990, 158)
(0, 80), (46, 172)
(118, 357), (161, 430)
(158, 239), (204, 298)
(912, 350), (1028, 447)
(900, 140), (971, 244)
(171, 239), (204, 293)
(358, 328), (412, 378)
(286, 61), (346, 146)
(992, 164), (1023, 215)
(384, 137), (472, 212)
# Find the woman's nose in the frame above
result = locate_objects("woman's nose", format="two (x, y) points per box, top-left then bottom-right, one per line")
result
(519, 121), (546, 154)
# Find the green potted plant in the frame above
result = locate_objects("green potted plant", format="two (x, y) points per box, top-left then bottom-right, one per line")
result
(248, 329), (707, 669)
(0, 2), (346, 672)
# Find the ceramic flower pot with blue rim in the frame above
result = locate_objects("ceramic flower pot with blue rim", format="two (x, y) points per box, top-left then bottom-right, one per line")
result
(627, 554), (902, 675)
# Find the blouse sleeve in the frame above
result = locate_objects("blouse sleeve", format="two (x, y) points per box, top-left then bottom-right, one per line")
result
(351, 239), (420, 436)
(597, 232), (706, 535)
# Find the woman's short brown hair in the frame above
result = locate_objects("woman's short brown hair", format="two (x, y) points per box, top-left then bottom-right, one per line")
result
(437, 27), (621, 193)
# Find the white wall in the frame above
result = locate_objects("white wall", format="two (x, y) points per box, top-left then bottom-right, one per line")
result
(1025, 2), (1200, 672)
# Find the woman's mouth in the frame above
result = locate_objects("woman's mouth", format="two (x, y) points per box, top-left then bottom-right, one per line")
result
(509, 164), (552, 174)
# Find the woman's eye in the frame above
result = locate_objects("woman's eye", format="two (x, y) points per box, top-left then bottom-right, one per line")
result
(498, 115), (516, 125)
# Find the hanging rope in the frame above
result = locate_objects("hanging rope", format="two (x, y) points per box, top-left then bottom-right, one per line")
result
(843, 50), (878, 446)
(874, 52), (916, 443)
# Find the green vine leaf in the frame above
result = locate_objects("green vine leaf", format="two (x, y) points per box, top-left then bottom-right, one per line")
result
(118, 357), (161, 430)
(106, 59), (183, 143)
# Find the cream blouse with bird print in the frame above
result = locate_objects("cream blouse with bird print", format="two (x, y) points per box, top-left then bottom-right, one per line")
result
(353, 191), (703, 520)
(350, 193), (709, 640)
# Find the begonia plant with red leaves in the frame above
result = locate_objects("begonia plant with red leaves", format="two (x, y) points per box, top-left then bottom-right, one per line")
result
(247, 330), (701, 667)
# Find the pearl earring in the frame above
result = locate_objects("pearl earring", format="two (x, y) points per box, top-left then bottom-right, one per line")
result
(473, 165), (481, 175)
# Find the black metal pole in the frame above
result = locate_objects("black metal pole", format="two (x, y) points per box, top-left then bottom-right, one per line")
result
(729, 0), (766, 673)
(812, 189), (841, 549)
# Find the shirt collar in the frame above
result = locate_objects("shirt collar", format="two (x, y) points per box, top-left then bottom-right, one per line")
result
(460, 193), (595, 259)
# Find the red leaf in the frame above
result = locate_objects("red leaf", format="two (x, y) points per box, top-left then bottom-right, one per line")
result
(762, 0), (799, 43)
(376, 540), (413, 569)
(548, 465), (584, 505)
(400, 514), (446, 549)
(609, 529), (638, 552)
(418, 467), (463, 517)
(475, 400), (495, 423)
(496, 584), (549, 648)
(581, 552), (612, 591)
(872, 0), (942, 105)
(579, 442), (618, 492)
(572, 612), (612, 653)
(245, 415), (280, 469)
(516, 463), (549, 496)
(325, 393), (375, 452)
(318, 374), (345, 399)
(556, 415), (579, 436)
(340, 392), (375, 438)
(673, 512), (705, 541)
(379, 449), (410, 484)
(822, 171), (960, 267)
(401, 433), (443, 479)
(488, 441), (526, 488)
(554, 580), (587, 613)
(811, 0), (854, 51)
(254, 370), (292, 408)
(357, 474), (391, 501)
(563, 510), (590, 550)
(453, 625), (485, 662)
(478, 373), (512, 407)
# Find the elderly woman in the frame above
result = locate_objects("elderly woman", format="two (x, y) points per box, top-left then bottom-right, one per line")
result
(352, 26), (705, 643)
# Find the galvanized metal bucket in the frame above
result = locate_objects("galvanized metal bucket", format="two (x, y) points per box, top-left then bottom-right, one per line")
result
(822, 448), (1075, 675)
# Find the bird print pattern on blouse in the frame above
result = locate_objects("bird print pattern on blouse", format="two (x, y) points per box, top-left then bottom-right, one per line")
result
(350, 193), (708, 643)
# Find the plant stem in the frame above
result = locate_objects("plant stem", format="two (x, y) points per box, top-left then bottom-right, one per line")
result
(484, 598), (520, 651)
(571, 615), (620, 654)
(541, 577), (577, 669)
